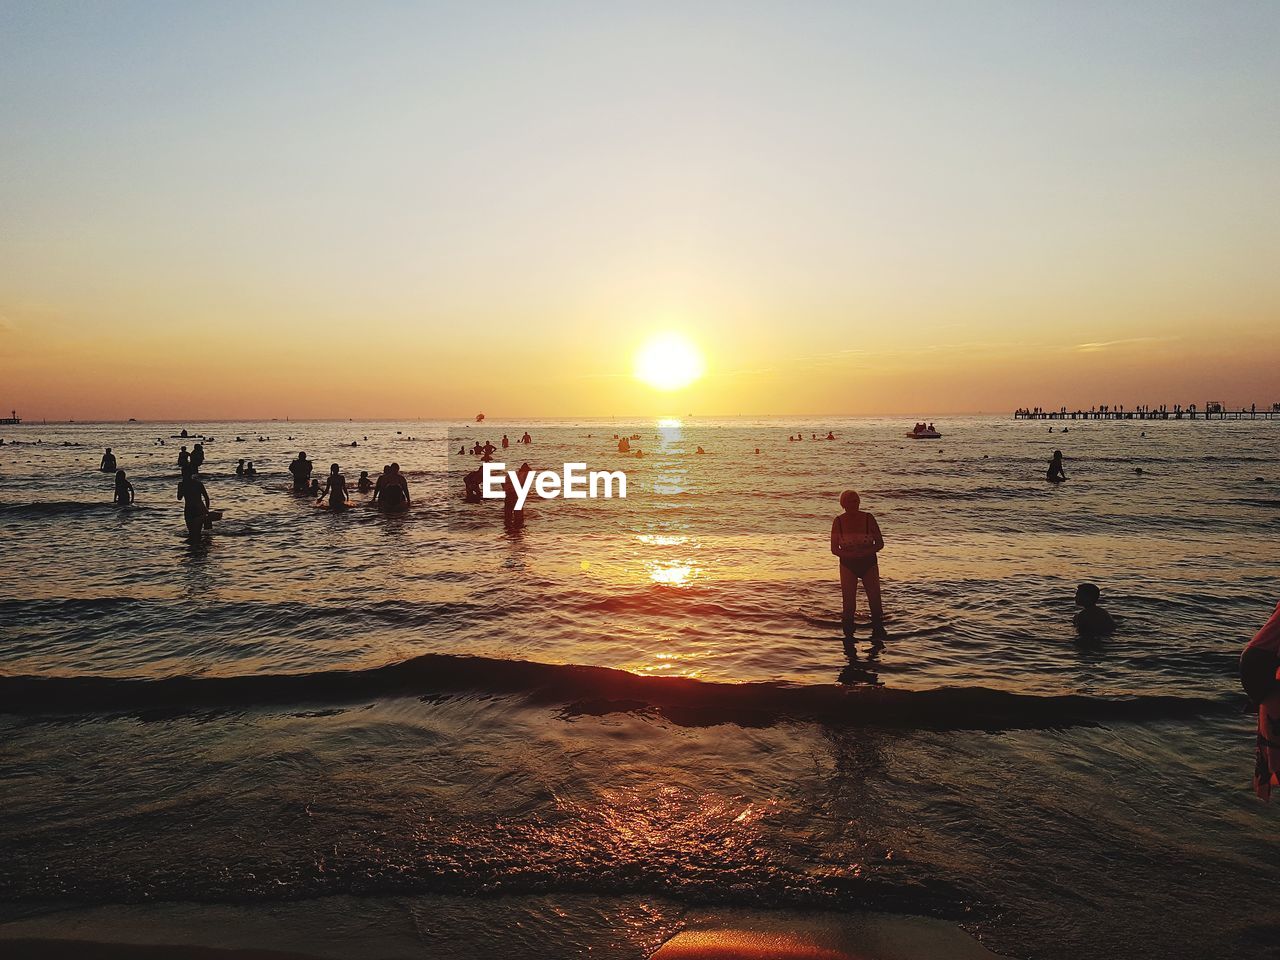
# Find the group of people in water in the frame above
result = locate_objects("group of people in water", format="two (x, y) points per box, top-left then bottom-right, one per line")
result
(287, 451), (410, 513)
(91, 442), (423, 537)
(460, 433), (533, 461)
(86, 430), (1112, 656)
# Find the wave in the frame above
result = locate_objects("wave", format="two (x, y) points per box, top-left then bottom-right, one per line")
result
(0, 653), (1238, 729)
(0, 596), (480, 633)
(0, 501), (149, 517)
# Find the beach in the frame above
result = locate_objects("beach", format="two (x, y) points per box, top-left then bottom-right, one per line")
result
(2, 415), (1278, 958)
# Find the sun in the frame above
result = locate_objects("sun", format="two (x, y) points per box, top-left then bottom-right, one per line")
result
(634, 333), (705, 391)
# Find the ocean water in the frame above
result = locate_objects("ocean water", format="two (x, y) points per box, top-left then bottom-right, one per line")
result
(1, 416), (1277, 959)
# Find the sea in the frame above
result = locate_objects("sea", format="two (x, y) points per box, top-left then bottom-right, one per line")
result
(1, 415), (1277, 959)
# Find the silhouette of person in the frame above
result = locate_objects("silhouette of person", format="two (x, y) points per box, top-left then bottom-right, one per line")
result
(178, 446), (190, 472)
(289, 452), (313, 493)
(319, 463), (350, 510)
(521, 432), (531, 444)
(1073, 583), (1115, 637)
(372, 464), (391, 505)
(464, 467), (483, 502)
(503, 462), (531, 527)
(356, 470), (373, 493)
(244, 460), (257, 476)
(100, 448), (117, 472)
(177, 466), (210, 538)
(236, 458), (246, 476)
(113, 469), (134, 506)
(1047, 450), (1067, 483)
(191, 443), (205, 474)
(1242, 602), (1280, 800)
(373, 463), (410, 512)
(502, 435), (510, 449)
(831, 490), (887, 650)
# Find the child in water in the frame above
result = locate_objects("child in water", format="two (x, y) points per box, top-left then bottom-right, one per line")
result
(1073, 583), (1115, 637)
(1047, 450), (1067, 483)
(113, 469), (134, 506)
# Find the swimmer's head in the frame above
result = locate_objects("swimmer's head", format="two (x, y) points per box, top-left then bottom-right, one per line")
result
(1075, 583), (1101, 607)
(1053, 450), (1063, 459)
(105, 447), (112, 453)
(330, 463), (339, 473)
(360, 471), (369, 478)
(390, 462), (400, 472)
(839, 490), (861, 511)
(115, 469), (125, 480)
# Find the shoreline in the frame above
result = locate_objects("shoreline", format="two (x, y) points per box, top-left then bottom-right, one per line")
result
(0, 897), (1007, 960)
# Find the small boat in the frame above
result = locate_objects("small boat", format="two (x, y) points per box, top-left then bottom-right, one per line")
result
(907, 425), (942, 439)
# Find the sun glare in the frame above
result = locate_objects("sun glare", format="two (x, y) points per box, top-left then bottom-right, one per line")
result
(634, 333), (705, 391)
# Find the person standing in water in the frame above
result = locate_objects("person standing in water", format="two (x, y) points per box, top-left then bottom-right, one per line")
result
(100, 448), (117, 472)
(190, 442), (205, 474)
(1047, 450), (1067, 483)
(372, 463), (410, 512)
(113, 469), (134, 506)
(289, 452), (313, 493)
(176, 466), (210, 538)
(318, 463), (350, 510)
(503, 462), (532, 528)
(177, 446), (190, 473)
(831, 490), (887, 650)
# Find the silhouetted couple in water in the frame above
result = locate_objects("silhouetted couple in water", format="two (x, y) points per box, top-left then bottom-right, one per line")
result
(371, 463), (411, 512)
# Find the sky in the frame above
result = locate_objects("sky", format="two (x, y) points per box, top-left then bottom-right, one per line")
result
(1, 0), (1277, 420)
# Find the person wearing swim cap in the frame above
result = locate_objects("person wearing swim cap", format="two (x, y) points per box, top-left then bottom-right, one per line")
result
(1073, 583), (1115, 637)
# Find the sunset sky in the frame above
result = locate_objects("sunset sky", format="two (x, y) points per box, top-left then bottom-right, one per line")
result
(2, 1), (1277, 420)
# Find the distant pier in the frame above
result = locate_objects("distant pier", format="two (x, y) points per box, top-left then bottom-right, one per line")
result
(0, 409), (20, 425)
(1015, 402), (1279, 422)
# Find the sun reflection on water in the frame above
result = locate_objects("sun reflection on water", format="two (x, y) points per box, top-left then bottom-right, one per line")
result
(649, 564), (694, 586)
